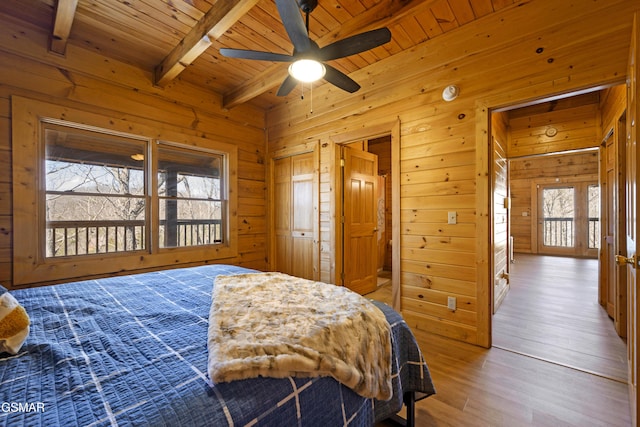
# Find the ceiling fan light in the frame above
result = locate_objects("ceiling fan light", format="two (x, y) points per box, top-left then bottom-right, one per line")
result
(288, 59), (326, 83)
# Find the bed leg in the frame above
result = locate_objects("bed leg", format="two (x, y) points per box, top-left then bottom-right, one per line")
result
(404, 392), (415, 427)
(386, 392), (416, 427)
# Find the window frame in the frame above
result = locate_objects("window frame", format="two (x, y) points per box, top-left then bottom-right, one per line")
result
(12, 96), (238, 286)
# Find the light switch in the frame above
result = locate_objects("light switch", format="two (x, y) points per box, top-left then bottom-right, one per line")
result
(448, 211), (457, 224)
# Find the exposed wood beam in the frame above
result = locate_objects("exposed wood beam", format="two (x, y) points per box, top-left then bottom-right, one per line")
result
(154, 0), (260, 87)
(222, 0), (439, 109)
(223, 63), (288, 108)
(50, 0), (78, 55)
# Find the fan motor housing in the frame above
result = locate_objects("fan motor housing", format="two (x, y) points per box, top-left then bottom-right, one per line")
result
(296, 0), (318, 14)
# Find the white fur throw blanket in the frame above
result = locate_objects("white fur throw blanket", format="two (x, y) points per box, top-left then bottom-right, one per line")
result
(207, 272), (392, 400)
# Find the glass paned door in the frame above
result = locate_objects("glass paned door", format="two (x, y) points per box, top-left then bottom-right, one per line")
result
(541, 186), (575, 248)
(537, 181), (599, 257)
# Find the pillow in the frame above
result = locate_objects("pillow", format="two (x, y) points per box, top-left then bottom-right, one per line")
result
(0, 285), (30, 355)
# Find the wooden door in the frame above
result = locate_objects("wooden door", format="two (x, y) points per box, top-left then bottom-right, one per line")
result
(602, 119), (628, 337)
(603, 132), (616, 318)
(625, 13), (640, 425)
(617, 117), (629, 338)
(273, 152), (316, 280)
(342, 146), (378, 294)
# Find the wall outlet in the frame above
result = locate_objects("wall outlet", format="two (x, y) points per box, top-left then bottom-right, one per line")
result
(447, 211), (457, 224)
(447, 296), (457, 311)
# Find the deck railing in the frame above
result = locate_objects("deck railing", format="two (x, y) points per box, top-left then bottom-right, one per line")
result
(46, 219), (222, 257)
(542, 217), (600, 249)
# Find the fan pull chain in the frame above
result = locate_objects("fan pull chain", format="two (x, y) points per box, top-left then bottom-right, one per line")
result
(299, 82), (314, 114)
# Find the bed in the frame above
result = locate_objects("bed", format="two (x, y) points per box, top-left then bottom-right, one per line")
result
(0, 264), (435, 426)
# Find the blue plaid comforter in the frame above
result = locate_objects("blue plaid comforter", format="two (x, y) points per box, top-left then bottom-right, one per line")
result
(0, 265), (435, 426)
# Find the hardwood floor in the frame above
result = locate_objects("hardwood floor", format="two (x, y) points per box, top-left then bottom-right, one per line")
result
(405, 330), (631, 426)
(493, 254), (628, 381)
(367, 256), (632, 426)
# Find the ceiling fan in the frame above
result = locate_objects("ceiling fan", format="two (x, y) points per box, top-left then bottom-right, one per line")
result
(219, 0), (392, 96)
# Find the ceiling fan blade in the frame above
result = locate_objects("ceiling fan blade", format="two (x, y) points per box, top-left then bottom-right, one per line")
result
(317, 28), (392, 61)
(323, 64), (360, 93)
(275, 0), (311, 53)
(276, 75), (298, 96)
(220, 48), (293, 62)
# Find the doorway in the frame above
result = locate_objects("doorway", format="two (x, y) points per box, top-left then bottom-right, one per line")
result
(489, 89), (628, 380)
(331, 119), (401, 310)
(368, 136), (393, 288)
(338, 137), (393, 296)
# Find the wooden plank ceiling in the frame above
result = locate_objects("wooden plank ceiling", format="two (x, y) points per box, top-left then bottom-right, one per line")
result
(1, 0), (518, 110)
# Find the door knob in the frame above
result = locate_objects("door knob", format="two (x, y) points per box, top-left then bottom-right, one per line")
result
(615, 254), (638, 268)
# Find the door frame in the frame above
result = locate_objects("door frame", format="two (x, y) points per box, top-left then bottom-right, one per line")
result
(478, 87), (626, 349)
(330, 119), (401, 311)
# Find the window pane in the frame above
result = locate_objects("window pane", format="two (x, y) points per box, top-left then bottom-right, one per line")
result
(45, 124), (147, 257)
(157, 144), (225, 249)
(158, 146), (222, 199)
(46, 195), (145, 221)
(542, 187), (575, 247)
(46, 161), (145, 195)
(46, 128), (145, 195)
(158, 172), (221, 199)
(159, 200), (223, 247)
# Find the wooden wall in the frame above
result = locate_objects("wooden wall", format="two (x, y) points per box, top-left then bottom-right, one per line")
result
(0, 13), (268, 288)
(508, 92), (601, 157)
(266, 0), (635, 346)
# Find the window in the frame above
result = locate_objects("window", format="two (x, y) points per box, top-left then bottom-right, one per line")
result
(45, 124), (147, 257)
(44, 127), (231, 256)
(157, 143), (225, 248)
(12, 96), (238, 286)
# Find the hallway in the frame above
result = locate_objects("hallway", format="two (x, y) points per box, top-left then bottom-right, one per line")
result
(493, 253), (628, 381)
